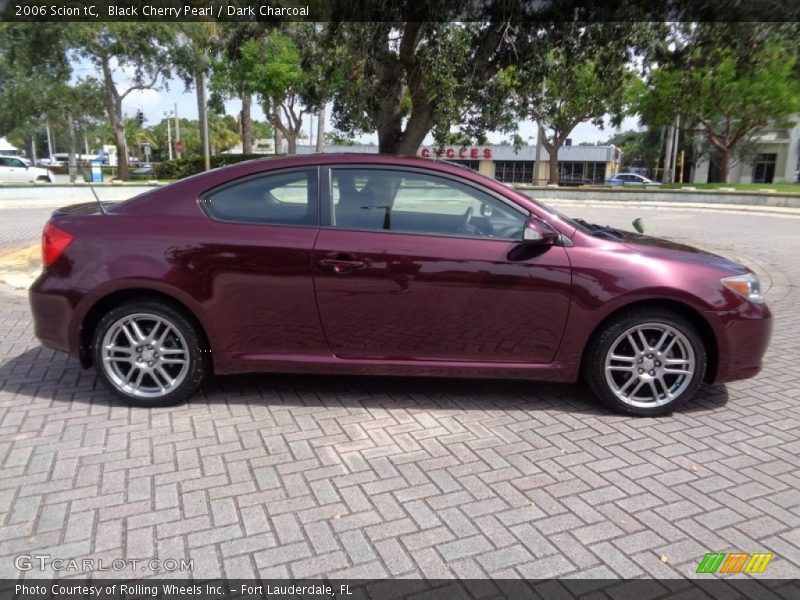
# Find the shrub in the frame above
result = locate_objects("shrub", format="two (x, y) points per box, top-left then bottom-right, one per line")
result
(155, 154), (278, 180)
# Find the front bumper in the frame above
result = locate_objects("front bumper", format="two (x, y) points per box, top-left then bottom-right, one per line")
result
(703, 301), (773, 385)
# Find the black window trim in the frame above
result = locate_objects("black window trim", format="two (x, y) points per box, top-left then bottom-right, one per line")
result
(197, 166), (321, 228)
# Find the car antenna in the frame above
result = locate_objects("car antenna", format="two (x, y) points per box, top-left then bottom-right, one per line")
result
(87, 179), (107, 215)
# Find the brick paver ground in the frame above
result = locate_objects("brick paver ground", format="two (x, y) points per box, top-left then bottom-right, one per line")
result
(0, 204), (798, 580)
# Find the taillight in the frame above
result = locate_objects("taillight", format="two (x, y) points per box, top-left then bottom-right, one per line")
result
(42, 221), (74, 268)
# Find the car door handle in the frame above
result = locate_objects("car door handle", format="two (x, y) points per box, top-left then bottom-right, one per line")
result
(319, 258), (366, 274)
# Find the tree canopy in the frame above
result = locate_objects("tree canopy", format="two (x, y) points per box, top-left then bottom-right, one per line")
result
(634, 23), (800, 182)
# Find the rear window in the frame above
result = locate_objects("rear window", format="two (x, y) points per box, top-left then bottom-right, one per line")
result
(203, 169), (318, 226)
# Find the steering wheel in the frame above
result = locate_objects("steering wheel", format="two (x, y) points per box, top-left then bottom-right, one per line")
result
(459, 206), (474, 233)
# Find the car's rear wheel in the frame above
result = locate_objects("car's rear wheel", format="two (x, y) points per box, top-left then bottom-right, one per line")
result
(92, 300), (208, 406)
(36, 175), (52, 183)
(585, 308), (707, 416)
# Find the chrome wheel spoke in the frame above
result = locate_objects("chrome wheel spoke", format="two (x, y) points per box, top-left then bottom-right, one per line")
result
(105, 345), (133, 354)
(610, 353), (636, 363)
(653, 330), (671, 352)
(120, 323), (138, 346)
(155, 366), (174, 389)
(637, 328), (651, 352)
(629, 379), (646, 398)
(626, 333), (641, 353)
(131, 369), (145, 391)
(619, 374), (640, 395)
(159, 347), (185, 355)
(128, 319), (147, 343)
(156, 322), (173, 346)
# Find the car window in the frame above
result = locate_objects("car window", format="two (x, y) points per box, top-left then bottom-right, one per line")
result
(330, 168), (526, 240)
(8, 158), (24, 168)
(0, 158), (10, 167)
(203, 169), (318, 226)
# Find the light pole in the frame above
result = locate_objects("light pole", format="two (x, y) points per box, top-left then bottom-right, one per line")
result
(165, 111), (173, 160)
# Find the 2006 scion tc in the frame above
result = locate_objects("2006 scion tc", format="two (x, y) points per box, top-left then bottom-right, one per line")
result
(29, 154), (772, 416)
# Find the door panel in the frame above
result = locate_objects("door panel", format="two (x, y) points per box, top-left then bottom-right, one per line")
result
(313, 229), (572, 363)
(193, 167), (328, 361)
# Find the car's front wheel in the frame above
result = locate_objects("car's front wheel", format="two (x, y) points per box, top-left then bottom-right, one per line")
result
(92, 299), (208, 406)
(36, 175), (52, 183)
(585, 308), (707, 416)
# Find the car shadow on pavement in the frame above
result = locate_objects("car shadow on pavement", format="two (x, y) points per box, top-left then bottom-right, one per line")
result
(0, 346), (728, 416)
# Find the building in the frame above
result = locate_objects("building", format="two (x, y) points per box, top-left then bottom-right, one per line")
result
(295, 143), (623, 185)
(692, 120), (800, 184)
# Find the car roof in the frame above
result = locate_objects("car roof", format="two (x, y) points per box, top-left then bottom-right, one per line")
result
(114, 152), (543, 217)
(171, 153), (496, 190)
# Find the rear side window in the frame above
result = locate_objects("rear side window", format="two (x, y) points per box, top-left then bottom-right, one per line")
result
(203, 169), (318, 226)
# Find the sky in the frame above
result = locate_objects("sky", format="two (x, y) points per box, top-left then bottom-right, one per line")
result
(77, 59), (641, 149)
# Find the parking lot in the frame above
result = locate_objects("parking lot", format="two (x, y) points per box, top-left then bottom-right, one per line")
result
(1, 202), (799, 580)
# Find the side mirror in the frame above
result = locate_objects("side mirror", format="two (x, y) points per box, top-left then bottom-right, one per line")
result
(521, 217), (559, 246)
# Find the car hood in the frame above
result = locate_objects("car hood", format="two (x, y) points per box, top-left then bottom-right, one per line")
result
(620, 232), (749, 274)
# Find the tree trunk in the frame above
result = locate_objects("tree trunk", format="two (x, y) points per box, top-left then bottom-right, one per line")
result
(274, 127), (283, 154)
(111, 109), (128, 180)
(240, 92), (252, 154)
(286, 135), (297, 155)
(720, 148), (731, 183)
(549, 150), (559, 184)
(316, 105), (325, 153)
(100, 57), (129, 180)
(67, 113), (78, 183)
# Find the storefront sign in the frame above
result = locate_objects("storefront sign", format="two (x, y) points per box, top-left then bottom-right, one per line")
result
(419, 147), (492, 159)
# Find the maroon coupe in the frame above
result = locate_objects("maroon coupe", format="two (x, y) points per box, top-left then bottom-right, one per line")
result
(29, 154), (772, 416)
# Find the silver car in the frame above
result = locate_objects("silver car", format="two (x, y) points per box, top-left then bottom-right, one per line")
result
(605, 173), (661, 186)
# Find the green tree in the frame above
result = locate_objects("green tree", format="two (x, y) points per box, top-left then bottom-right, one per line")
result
(0, 23), (74, 158)
(323, 18), (514, 155)
(235, 31), (310, 154)
(634, 23), (800, 182)
(209, 23), (265, 154)
(172, 22), (227, 165)
(478, 22), (650, 184)
(69, 23), (176, 180)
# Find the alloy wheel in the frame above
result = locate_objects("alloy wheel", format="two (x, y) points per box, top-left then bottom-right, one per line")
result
(604, 322), (696, 408)
(100, 312), (190, 399)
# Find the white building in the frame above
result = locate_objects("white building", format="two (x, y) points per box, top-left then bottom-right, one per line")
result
(692, 120), (800, 184)
(295, 143), (623, 185)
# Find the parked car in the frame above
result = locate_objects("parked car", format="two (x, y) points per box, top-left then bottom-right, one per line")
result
(0, 155), (52, 183)
(606, 173), (661, 186)
(29, 154), (772, 416)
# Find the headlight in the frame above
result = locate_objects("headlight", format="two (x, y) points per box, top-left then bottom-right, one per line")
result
(721, 272), (765, 304)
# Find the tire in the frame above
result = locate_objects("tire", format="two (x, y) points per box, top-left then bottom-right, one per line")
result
(584, 308), (707, 417)
(36, 176), (52, 183)
(92, 299), (208, 407)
